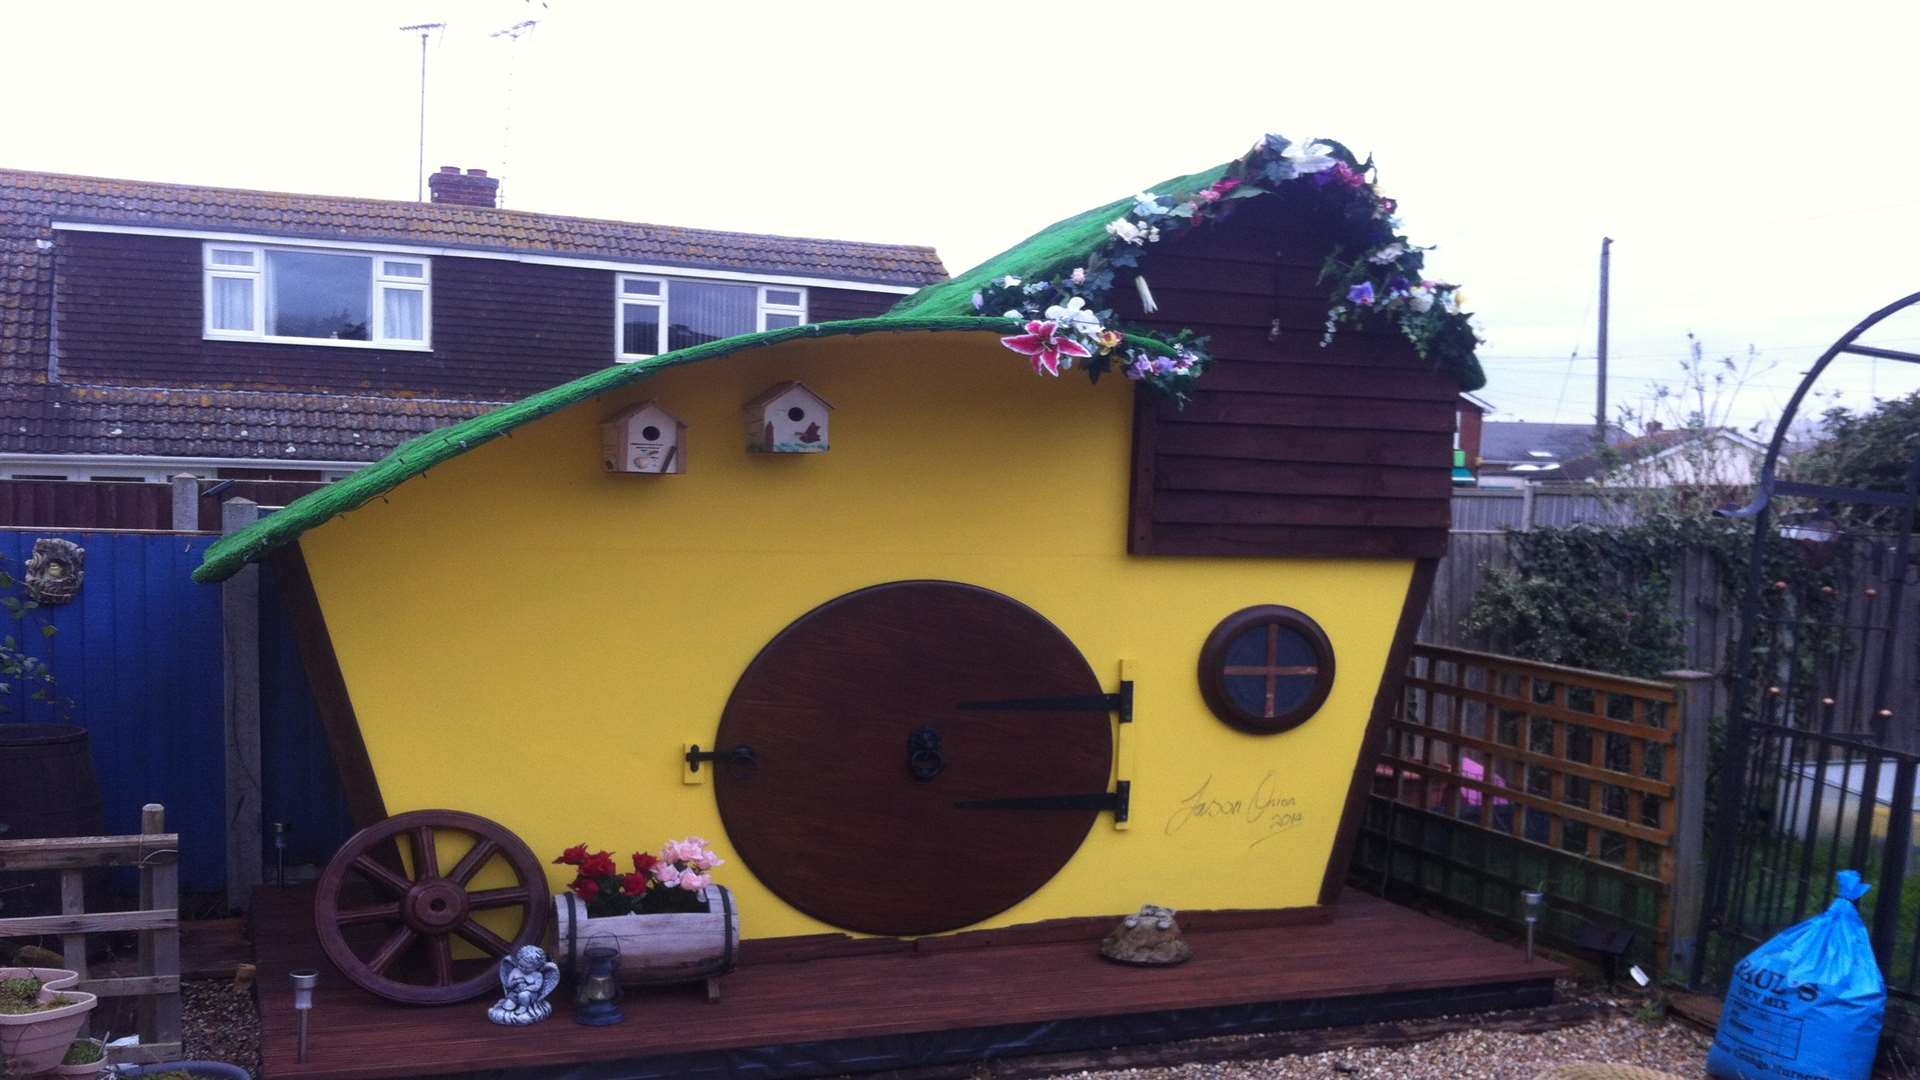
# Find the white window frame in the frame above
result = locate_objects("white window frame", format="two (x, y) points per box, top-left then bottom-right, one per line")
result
(202, 243), (432, 350)
(614, 275), (808, 362)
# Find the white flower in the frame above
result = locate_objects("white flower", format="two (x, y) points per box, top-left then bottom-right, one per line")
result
(1133, 192), (1167, 216)
(998, 275), (1022, 288)
(1044, 296), (1104, 338)
(1440, 290), (1461, 315)
(1406, 287), (1435, 314)
(1070, 267), (1087, 285)
(1281, 140), (1338, 175)
(1002, 309), (1025, 319)
(1105, 217), (1146, 245)
(1368, 243), (1406, 265)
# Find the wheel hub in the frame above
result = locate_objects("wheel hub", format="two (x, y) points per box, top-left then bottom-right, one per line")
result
(403, 878), (471, 933)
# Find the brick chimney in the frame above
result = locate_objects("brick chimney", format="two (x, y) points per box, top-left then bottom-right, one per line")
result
(427, 166), (500, 208)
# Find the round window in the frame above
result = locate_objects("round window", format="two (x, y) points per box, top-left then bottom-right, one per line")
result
(1197, 606), (1335, 734)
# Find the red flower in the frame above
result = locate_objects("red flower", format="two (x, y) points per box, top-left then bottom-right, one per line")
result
(631, 851), (659, 876)
(555, 843), (589, 866)
(622, 872), (652, 896)
(579, 850), (618, 879)
(1209, 178), (1242, 197)
(572, 877), (600, 902)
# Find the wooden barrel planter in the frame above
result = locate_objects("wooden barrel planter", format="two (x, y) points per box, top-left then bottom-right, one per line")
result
(553, 887), (739, 1001)
(0, 725), (105, 919)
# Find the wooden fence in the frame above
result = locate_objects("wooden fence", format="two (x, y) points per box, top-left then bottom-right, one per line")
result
(1354, 644), (1712, 971)
(0, 477), (324, 531)
(0, 804), (182, 1064)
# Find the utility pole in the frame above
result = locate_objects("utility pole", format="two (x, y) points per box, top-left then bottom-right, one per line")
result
(1597, 236), (1612, 440)
(400, 23), (446, 202)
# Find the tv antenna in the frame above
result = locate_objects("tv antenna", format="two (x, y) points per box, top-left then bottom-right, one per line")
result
(489, 19), (539, 208)
(399, 22), (447, 202)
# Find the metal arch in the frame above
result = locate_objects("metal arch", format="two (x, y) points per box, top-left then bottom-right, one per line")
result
(1721, 288), (1920, 520)
(1692, 291), (1920, 989)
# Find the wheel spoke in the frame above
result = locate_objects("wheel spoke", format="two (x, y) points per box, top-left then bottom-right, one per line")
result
(409, 826), (441, 880)
(427, 935), (454, 986)
(468, 886), (531, 910)
(367, 925), (418, 976)
(448, 839), (501, 886)
(336, 902), (402, 927)
(352, 855), (414, 898)
(455, 918), (513, 958)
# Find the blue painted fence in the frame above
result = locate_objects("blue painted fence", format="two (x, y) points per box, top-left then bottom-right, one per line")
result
(0, 529), (353, 895)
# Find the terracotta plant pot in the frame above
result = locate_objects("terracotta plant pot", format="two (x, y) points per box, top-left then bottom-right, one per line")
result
(0, 966), (99, 1076)
(46, 1036), (107, 1077)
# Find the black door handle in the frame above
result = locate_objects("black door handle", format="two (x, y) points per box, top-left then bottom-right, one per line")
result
(907, 726), (944, 781)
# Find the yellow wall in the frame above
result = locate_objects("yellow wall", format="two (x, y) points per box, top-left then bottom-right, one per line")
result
(300, 332), (1414, 940)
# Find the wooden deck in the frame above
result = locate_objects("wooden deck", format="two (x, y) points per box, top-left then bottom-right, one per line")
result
(251, 887), (1564, 1080)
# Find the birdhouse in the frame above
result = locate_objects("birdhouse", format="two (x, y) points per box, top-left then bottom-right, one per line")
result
(600, 401), (686, 475)
(743, 381), (833, 454)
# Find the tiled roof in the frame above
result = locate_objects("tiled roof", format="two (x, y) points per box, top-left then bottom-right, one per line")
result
(0, 168), (948, 285)
(0, 166), (945, 465)
(0, 383), (502, 462)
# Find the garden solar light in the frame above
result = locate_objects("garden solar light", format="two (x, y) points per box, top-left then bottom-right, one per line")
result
(290, 968), (318, 1063)
(1522, 890), (1545, 962)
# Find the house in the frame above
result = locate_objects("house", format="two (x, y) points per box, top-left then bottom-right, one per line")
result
(195, 133), (1484, 970)
(1475, 419), (1630, 487)
(1453, 392), (1493, 485)
(0, 165), (946, 486)
(1553, 422), (1769, 489)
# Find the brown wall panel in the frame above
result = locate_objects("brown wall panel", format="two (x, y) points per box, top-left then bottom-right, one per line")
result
(1124, 195), (1462, 558)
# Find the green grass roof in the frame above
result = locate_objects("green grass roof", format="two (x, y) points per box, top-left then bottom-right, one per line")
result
(192, 316), (1177, 582)
(195, 146), (1484, 583)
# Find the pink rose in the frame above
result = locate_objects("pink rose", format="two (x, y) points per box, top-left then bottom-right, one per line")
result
(678, 871), (709, 892)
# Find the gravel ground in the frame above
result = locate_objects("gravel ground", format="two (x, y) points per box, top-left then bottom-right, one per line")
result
(181, 978), (260, 1077)
(1054, 1013), (1712, 1080)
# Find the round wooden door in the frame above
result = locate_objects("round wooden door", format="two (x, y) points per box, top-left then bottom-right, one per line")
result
(714, 581), (1113, 936)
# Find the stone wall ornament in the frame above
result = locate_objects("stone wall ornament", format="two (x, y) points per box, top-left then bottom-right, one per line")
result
(486, 945), (560, 1025)
(23, 539), (84, 606)
(1099, 904), (1192, 966)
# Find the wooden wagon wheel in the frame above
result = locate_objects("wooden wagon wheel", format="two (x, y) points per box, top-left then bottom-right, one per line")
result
(314, 809), (549, 1005)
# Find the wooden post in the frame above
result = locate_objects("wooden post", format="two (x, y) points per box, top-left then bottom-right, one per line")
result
(1664, 670), (1715, 975)
(222, 498), (264, 910)
(169, 474), (200, 531)
(137, 804), (182, 1056)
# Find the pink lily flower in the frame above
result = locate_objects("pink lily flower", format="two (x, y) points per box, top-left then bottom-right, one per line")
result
(1000, 319), (1093, 377)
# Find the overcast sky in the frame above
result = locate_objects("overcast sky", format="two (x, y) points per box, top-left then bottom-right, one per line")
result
(12, 0), (1920, 434)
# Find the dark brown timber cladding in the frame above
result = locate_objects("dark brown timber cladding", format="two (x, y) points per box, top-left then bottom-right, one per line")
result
(1122, 194), (1458, 559)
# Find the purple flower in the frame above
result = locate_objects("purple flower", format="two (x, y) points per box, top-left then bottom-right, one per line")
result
(1151, 357), (1177, 375)
(1126, 358), (1153, 380)
(1387, 274), (1411, 293)
(1347, 282), (1376, 306)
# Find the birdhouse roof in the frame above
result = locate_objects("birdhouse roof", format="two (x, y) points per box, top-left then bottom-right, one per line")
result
(195, 133), (1485, 583)
(744, 381), (835, 412)
(603, 399), (684, 424)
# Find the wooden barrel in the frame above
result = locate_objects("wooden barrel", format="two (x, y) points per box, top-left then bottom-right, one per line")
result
(552, 887), (740, 987)
(0, 725), (105, 917)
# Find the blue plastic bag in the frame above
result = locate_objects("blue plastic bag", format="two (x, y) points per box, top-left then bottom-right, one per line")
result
(1708, 870), (1886, 1080)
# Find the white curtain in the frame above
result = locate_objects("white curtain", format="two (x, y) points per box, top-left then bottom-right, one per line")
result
(383, 288), (424, 342)
(211, 277), (254, 331)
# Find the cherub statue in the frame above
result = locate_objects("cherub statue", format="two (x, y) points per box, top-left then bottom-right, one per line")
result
(486, 944), (560, 1025)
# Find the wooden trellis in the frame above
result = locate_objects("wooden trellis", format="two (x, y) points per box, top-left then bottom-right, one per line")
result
(1359, 645), (1710, 969)
(0, 803), (182, 1064)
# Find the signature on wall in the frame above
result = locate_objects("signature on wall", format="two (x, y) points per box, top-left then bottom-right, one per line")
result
(1164, 773), (1307, 848)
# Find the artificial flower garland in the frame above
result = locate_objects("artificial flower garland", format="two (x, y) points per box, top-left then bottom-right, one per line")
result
(977, 133), (1480, 399)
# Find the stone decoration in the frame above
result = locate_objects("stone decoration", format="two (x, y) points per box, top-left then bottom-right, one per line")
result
(23, 539), (84, 605)
(1099, 903), (1192, 966)
(486, 945), (560, 1025)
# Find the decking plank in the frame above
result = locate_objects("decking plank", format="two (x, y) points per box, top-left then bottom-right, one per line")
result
(249, 887), (1560, 1079)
